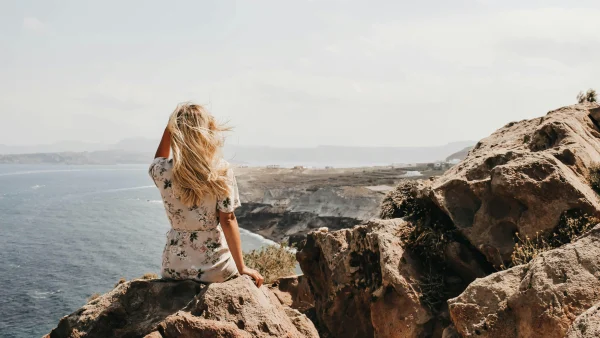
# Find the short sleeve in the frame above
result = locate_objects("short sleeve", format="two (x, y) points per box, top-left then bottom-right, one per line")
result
(149, 157), (168, 186)
(216, 167), (241, 213)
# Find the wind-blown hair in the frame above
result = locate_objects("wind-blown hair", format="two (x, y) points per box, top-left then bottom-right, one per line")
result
(167, 102), (231, 207)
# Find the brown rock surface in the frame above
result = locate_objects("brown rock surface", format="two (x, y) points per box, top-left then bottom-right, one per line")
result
(430, 103), (600, 266)
(448, 224), (600, 338)
(297, 218), (433, 338)
(382, 103), (600, 267)
(565, 302), (600, 338)
(47, 276), (317, 338)
(268, 274), (314, 313)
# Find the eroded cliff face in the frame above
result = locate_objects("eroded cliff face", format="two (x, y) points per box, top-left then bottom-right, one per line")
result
(297, 219), (437, 338)
(47, 103), (600, 338)
(297, 103), (600, 338)
(234, 167), (417, 245)
(428, 103), (600, 267)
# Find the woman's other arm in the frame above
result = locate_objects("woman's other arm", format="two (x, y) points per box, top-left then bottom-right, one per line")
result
(154, 127), (171, 159)
(219, 211), (264, 287)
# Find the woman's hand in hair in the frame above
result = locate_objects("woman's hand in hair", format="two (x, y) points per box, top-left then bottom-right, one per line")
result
(241, 266), (264, 287)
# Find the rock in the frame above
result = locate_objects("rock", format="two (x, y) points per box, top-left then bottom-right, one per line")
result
(297, 218), (433, 338)
(46, 276), (318, 338)
(268, 275), (314, 313)
(448, 224), (600, 338)
(383, 103), (600, 267)
(442, 325), (460, 338)
(48, 279), (202, 338)
(565, 302), (600, 338)
(158, 312), (251, 338)
(185, 275), (318, 338)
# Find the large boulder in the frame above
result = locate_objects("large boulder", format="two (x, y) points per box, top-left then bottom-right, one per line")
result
(565, 302), (600, 338)
(448, 224), (600, 338)
(432, 103), (600, 266)
(384, 103), (600, 267)
(297, 218), (434, 338)
(47, 276), (317, 338)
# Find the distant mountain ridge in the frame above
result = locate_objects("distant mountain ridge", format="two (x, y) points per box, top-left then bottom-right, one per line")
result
(0, 139), (475, 165)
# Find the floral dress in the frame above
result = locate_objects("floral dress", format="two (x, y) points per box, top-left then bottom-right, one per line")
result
(149, 157), (241, 283)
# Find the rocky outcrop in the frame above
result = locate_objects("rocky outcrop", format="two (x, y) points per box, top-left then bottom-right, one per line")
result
(297, 218), (435, 338)
(47, 276), (317, 338)
(448, 224), (600, 338)
(565, 302), (600, 338)
(382, 103), (600, 267)
(434, 103), (600, 266)
(268, 275), (314, 313)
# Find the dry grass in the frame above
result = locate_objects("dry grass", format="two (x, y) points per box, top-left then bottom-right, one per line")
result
(589, 163), (600, 195)
(141, 273), (159, 280)
(415, 269), (447, 311)
(87, 293), (100, 302)
(511, 210), (599, 266)
(243, 243), (297, 284)
(114, 277), (126, 288)
(384, 181), (457, 262)
(511, 232), (552, 266)
(383, 181), (460, 312)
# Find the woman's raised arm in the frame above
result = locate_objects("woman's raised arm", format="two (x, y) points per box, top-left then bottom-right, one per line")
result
(154, 127), (171, 159)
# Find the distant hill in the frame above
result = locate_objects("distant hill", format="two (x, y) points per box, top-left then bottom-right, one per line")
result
(0, 139), (475, 165)
(445, 146), (473, 162)
(0, 150), (151, 165)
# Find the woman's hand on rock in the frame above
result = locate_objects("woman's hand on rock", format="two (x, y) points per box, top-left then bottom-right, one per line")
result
(241, 267), (264, 287)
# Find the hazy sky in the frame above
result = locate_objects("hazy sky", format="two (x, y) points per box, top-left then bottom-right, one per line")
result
(2, 0), (599, 148)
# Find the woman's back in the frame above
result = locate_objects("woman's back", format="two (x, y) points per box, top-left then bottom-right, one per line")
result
(149, 157), (240, 231)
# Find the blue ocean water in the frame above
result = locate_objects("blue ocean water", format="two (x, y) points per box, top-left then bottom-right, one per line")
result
(0, 164), (274, 338)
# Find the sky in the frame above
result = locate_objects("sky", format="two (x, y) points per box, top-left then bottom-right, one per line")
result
(1, 0), (600, 148)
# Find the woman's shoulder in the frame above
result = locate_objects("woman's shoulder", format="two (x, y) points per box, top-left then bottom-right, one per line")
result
(149, 157), (173, 180)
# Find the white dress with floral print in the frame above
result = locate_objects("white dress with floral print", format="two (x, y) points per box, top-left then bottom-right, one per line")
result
(149, 157), (241, 283)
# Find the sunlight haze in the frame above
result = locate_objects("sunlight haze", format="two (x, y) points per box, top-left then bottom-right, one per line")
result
(2, 0), (599, 148)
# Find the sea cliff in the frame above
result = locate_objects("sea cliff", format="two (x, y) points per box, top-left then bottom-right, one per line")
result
(47, 103), (600, 337)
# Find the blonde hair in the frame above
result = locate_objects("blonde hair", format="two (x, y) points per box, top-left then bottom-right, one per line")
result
(168, 102), (231, 207)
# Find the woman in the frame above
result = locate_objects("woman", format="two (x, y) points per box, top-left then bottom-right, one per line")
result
(149, 102), (264, 286)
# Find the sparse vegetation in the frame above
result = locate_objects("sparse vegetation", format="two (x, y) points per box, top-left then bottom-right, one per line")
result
(243, 243), (297, 284)
(511, 210), (599, 266)
(588, 163), (600, 195)
(510, 232), (552, 266)
(577, 88), (598, 103)
(87, 293), (100, 302)
(382, 181), (460, 311)
(114, 277), (126, 288)
(415, 269), (447, 311)
(382, 181), (457, 262)
(141, 273), (159, 280)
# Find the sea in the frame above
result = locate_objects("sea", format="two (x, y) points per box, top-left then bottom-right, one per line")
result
(0, 164), (277, 338)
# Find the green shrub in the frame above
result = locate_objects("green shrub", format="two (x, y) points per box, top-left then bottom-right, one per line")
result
(243, 243), (297, 284)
